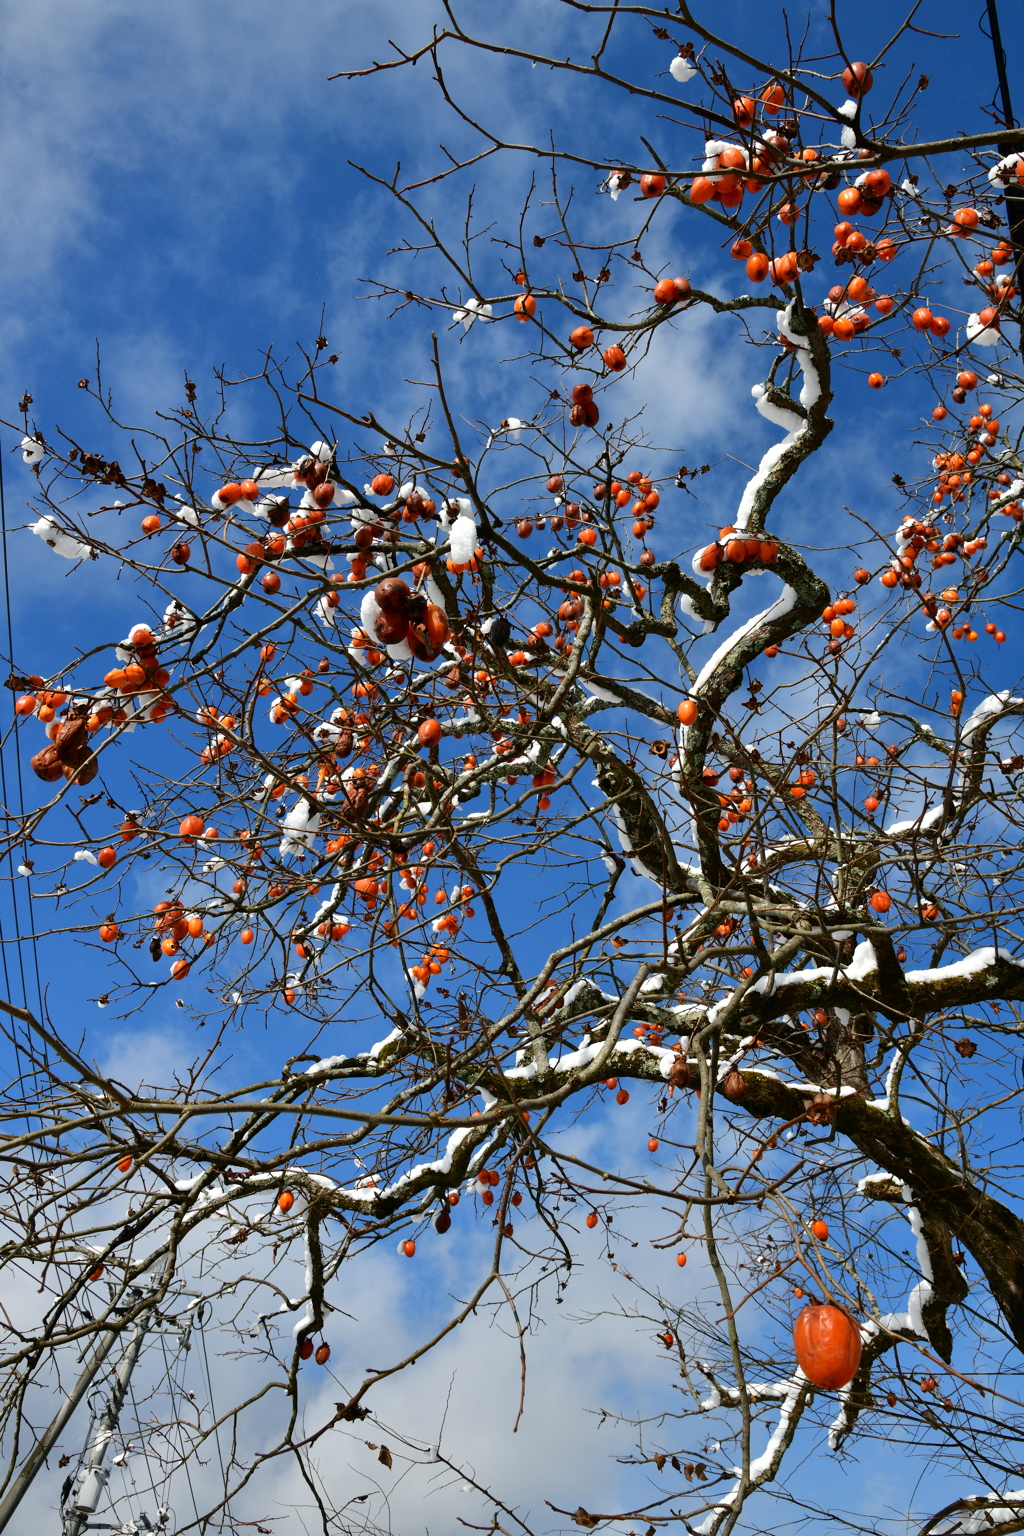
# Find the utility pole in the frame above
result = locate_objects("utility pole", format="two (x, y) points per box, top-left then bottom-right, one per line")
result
(60, 1310), (153, 1536)
(984, 0), (1024, 357)
(0, 1327), (122, 1532)
(0, 1280), (193, 1533)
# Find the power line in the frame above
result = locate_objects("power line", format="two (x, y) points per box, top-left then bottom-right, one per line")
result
(0, 432), (47, 1129)
(982, 0), (1024, 358)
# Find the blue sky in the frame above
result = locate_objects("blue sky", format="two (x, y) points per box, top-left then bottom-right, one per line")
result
(3, 2), (1024, 1532)
(4, 0), (1023, 1048)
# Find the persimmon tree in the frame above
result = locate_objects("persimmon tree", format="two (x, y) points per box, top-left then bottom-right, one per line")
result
(4, 3), (1024, 1532)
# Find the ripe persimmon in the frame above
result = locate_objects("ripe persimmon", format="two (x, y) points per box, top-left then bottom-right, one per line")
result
(841, 61), (873, 96)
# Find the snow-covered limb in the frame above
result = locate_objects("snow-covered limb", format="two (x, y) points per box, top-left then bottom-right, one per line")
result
(693, 1373), (810, 1535)
(694, 1363), (793, 1411)
(960, 690), (1024, 742)
(691, 585), (798, 695)
(921, 1493), (1024, 1536)
(826, 1182), (934, 1451)
(705, 940), (1024, 1028)
(733, 301), (824, 533)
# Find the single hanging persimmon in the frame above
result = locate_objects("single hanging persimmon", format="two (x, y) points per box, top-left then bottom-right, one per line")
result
(869, 890), (891, 913)
(278, 1189), (295, 1213)
(841, 61), (873, 96)
(793, 1303), (862, 1389)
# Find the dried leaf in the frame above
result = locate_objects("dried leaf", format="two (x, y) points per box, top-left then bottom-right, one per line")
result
(378, 1444), (393, 1469)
